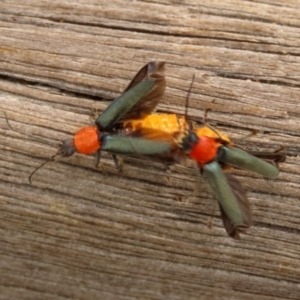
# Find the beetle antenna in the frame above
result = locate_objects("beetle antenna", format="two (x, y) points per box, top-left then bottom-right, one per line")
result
(4, 112), (57, 147)
(28, 153), (60, 184)
(184, 73), (195, 118)
(184, 73), (196, 131)
(5, 112), (65, 183)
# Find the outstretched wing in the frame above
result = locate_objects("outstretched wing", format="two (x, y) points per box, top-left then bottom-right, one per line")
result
(219, 173), (252, 239)
(245, 148), (286, 167)
(119, 61), (166, 122)
(96, 61), (166, 130)
(218, 146), (281, 178)
(126, 128), (186, 164)
(203, 161), (252, 239)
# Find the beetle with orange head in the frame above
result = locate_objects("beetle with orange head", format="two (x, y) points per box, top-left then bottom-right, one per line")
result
(5, 61), (175, 183)
(122, 75), (285, 239)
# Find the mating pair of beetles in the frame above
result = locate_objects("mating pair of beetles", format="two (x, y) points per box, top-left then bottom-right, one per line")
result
(28, 61), (286, 239)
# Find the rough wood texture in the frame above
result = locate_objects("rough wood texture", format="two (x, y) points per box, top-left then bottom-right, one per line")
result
(1, 1), (300, 299)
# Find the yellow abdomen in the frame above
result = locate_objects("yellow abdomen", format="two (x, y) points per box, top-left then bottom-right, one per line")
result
(194, 126), (230, 143)
(123, 114), (187, 134)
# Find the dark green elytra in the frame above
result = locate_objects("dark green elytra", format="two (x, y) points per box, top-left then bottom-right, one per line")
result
(203, 161), (245, 228)
(96, 79), (155, 130)
(218, 146), (280, 178)
(101, 135), (172, 155)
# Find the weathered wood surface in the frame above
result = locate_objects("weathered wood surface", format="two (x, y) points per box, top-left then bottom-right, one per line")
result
(1, 1), (300, 299)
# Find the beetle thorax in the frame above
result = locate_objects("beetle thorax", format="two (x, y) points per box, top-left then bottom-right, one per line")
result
(73, 126), (101, 155)
(189, 136), (218, 167)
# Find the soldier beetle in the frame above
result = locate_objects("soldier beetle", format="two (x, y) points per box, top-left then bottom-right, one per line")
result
(56, 61), (169, 168)
(6, 61), (176, 183)
(128, 116), (285, 238)
(180, 123), (285, 238)
(121, 75), (285, 239)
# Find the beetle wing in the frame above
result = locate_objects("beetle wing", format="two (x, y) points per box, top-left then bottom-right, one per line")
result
(245, 149), (286, 167)
(128, 128), (176, 145)
(218, 146), (280, 178)
(96, 61), (166, 130)
(127, 128), (186, 164)
(101, 135), (173, 156)
(203, 161), (252, 239)
(118, 61), (166, 122)
(123, 61), (164, 91)
(219, 173), (252, 239)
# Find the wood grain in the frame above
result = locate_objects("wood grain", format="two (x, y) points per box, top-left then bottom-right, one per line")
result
(0, 1), (300, 299)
